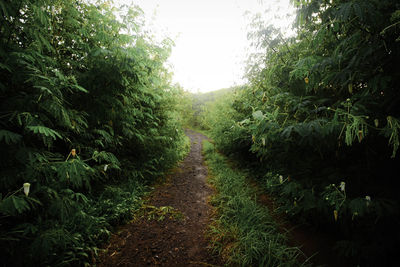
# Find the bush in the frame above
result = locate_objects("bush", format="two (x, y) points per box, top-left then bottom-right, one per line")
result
(0, 1), (187, 265)
(203, 1), (400, 265)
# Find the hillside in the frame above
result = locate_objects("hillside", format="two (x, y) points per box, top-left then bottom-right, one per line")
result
(190, 86), (244, 127)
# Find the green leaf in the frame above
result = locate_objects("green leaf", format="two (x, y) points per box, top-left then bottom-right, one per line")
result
(0, 62), (11, 72)
(0, 196), (30, 216)
(72, 84), (88, 93)
(26, 126), (62, 140)
(0, 130), (22, 144)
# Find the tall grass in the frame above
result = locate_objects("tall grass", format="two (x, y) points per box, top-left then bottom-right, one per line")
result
(203, 140), (308, 266)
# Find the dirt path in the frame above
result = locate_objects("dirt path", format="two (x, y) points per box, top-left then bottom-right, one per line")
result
(98, 129), (221, 267)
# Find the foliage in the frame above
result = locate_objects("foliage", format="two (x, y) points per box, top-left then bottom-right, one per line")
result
(203, 140), (307, 266)
(0, 0), (187, 266)
(202, 87), (251, 155)
(186, 87), (237, 129)
(203, 0), (400, 265)
(174, 85), (195, 127)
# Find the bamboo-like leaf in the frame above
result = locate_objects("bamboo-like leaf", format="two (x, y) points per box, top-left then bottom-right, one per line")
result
(0, 196), (30, 216)
(26, 126), (62, 140)
(0, 130), (22, 144)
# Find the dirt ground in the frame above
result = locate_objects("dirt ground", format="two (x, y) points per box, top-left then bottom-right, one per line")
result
(97, 129), (222, 267)
(97, 129), (347, 267)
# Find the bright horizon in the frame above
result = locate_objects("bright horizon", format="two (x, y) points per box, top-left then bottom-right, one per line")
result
(117, 0), (296, 93)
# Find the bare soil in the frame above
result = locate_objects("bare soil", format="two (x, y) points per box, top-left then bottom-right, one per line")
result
(97, 129), (347, 267)
(97, 129), (222, 267)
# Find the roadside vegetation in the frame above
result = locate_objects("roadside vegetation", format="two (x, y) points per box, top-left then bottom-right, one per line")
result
(203, 140), (308, 266)
(0, 1), (188, 266)
(199, 0), (400, 266)
(2, 0), (399, 266)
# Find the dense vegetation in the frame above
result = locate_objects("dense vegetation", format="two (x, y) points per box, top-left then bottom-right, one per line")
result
(2, 0), (400, 266)
(203, 140), (306, 266)
(180, 87), (235, 129)
(202, 0), (400, 265)
(0, 1), (187, 266)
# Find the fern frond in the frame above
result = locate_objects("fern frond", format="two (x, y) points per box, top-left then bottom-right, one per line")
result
(0, 130), (22, 144)
(26, 126), (62, 140)
(385, 116), (400, 158)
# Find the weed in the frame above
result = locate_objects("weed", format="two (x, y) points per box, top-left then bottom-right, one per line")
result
(203, 140), (308, 266)
(135, 205), (184, 222)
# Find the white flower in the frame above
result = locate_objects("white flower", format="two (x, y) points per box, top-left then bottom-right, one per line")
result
(365, 195), (371, 206)
(23, 183), (30, 196)
(340, 181), (346, 192)
(279, 175), (283, 184)
(104, 164), (108, 172)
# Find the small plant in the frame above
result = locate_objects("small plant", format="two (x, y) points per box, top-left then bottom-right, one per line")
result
(134, 205), (184, 222)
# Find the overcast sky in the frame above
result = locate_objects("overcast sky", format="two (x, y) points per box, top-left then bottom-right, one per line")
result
(116, 0), (296, 92)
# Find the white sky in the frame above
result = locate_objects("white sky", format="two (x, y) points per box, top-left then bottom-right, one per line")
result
(116, 0), (296, 93)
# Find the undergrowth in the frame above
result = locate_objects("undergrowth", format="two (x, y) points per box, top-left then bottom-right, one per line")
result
(134, 205), (184, 222)
(200, 1), (400, 265)
(203, 140), (308, 266)
(0, 1), (191, 264)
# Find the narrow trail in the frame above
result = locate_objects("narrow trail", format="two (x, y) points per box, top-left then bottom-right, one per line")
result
(98, 129), (221, 267)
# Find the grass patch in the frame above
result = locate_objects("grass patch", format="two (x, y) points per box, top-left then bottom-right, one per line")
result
(134, 205), (184, 222)
(181, 133), (191, 158)
(203, 140), (308, 266)
(186, 126), (210, 137)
